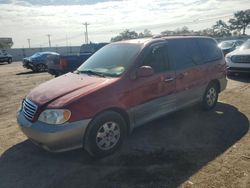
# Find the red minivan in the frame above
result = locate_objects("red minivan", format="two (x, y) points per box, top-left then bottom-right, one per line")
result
(17, 36), (227, 157)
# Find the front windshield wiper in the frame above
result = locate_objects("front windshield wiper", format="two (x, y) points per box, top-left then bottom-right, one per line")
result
(76, 70), (106, 77)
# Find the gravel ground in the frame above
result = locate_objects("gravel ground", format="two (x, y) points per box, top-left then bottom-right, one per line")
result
(0, 62), (249, 188)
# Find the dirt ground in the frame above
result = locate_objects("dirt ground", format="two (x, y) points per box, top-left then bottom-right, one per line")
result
(0, 62), (249, 188)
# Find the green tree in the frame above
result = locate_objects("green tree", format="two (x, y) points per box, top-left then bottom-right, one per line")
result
(0, 38), (13, 49)
(160, 30), (175, 35)
(176, 26), (192, 35)
(111, 29), (139, 42)
(229, 9), (250, 35)
(161, 26), (192, 36)
(191, 28), (215, 36)
(212, 20), (231, 37)
(138, 29), (153, 38)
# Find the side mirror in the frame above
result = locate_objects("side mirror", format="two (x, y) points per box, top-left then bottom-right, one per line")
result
(137, 66), (154, 77)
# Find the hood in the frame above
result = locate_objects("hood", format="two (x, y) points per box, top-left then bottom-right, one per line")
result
(27, 73), (117, 106)
(227, 48), (250, 57)
(221, 47), (233, 50)
(24, 57), (35, 61)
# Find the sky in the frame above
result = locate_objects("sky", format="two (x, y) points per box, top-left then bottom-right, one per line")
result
(0, 0), (250, 48)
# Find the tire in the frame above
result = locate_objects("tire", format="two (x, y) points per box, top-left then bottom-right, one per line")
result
(202, 82), (219, 110)
(54, 72), (61, 77)
(31, 66), (38, 72)
(36, 64), (47, 72)
(84, 111), (127, 158)
(8, 58), (12, 64)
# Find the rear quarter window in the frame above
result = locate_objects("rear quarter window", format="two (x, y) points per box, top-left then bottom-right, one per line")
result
(197, 38), (222, 62)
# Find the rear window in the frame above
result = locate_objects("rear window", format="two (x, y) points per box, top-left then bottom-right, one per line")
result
(168, 39), (203, 70)
(197, 38), (222, 62)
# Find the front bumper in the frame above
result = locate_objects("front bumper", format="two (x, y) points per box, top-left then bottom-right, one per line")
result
(0, 57), (9, 62)
(23, 61), (34, 69)
(17, 111), (91, 152)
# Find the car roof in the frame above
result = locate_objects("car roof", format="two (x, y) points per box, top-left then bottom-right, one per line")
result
(41, 51), (58, 54)
(220, 39), (245, 43)
(35, 51), (59, 55)
(114, 36), (213, 46)
(219, 40), (236, 43)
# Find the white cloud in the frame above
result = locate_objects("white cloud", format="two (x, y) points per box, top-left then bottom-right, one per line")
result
(0, 0), (249, 48)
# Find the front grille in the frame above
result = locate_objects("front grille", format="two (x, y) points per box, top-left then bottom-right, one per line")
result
(227, 67), (250, 72)
(22, 98), (38, 121)
(231, 55), (250, 64)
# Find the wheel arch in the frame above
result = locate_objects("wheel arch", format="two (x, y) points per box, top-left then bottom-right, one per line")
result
(208, 79), (221, 92)
(97, 107), (131, 136)
(83, 107), (131, 147)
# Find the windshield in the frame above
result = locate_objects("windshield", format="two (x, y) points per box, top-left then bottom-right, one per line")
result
(30, 52), (41, 58)
(240, 40), (250, 50)
(77, 43), (142, 77)
(218, 41), (234, 48)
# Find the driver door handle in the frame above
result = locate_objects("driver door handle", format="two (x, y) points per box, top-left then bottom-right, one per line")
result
(164, 77), (175, 82)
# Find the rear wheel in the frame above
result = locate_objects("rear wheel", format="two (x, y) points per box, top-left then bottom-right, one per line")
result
(202, 83), (219, 110)
(36, 64), (47, 72)
(84, 111), (126, 158)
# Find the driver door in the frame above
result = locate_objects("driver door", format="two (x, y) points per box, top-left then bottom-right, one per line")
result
(130, 43), (176, 127)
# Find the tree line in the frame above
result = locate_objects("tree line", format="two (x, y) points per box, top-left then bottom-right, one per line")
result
(111, 9), (250, 42)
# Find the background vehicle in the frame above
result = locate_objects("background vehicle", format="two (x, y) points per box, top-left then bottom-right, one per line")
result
(218, 39), (245, 55)
(225, 39), (250, 75)
(47, 43), (108, 77)
(0, 50), (12, 64)
(23, 52), (59, 72)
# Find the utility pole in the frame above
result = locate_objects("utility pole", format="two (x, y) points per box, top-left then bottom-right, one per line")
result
(27, 38), (31, 48)
(47, 34), (51, 48)
(83, 22), (90, 44)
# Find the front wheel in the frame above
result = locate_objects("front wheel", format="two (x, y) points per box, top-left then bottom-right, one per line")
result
(8, 58), (12, 64)
(84, 111), (127, 158)
(202, 83), (219, 110)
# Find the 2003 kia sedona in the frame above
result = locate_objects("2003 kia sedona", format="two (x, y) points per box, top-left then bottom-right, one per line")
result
(17, 36), (227, 157)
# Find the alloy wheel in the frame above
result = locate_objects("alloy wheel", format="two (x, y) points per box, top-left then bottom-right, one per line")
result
(206, 87), (217, 107)
(96, 121), (120, 150)
(37, 64), (46, 72)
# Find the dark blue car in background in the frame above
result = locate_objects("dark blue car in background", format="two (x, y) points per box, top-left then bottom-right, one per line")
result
(23, 51), (59, 72)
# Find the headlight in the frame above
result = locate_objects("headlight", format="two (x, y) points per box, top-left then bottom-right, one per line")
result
(38, 109), (71, 125)
(18, 100), (23, 112)
(225, 56), (231, 63)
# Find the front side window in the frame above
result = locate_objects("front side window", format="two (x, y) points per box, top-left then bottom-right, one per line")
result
(142, 44), (169, 73)
(31, 52), (41, 58)
(77, 43), (142, 77)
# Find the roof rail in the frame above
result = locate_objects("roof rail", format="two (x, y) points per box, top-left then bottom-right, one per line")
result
(152, 34), (198, 39)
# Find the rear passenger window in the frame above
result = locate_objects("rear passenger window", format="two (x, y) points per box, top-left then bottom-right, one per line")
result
(197, 39), (222, 62)
(168, 39), (202, 70)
